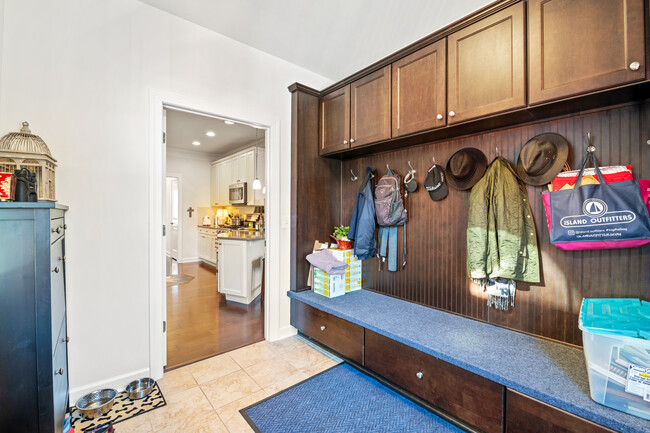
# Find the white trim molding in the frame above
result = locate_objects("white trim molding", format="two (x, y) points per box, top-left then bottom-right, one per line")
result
(69, 368), (150, 403)
(148, 88), (280, 380)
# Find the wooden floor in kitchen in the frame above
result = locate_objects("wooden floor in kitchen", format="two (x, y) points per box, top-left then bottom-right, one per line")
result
(166, 260), (264, 370)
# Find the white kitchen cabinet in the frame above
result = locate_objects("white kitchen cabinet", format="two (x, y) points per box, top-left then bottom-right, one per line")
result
(210, 146), (265, 206)
(198, 228), (216, 265)
(217, 237), (264, 304)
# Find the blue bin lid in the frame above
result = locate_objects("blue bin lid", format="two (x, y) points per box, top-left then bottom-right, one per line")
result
(579, 298), (650, 339)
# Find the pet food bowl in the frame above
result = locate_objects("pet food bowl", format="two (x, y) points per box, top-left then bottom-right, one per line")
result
(75, 389), (118, 419)
(125, 377), (156, 400)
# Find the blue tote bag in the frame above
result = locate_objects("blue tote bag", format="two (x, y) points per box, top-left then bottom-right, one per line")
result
(548, 152), (650, 250)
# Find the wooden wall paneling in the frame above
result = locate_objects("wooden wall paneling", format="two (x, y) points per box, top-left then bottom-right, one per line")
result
(290, 84), (342, 291)
(341, 102), (650, 346)
(528, 0), (647, 105)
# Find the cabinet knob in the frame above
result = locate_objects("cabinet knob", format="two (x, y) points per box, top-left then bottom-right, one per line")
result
(343, 140), (348, 145)
(416, 372), (423, 379)
(320, 325), (326, 331)
(436, 114), (443, 120)
(55, 368), (64, 375)
(448, 111), (456, 118)
(350, 138), (355, 143)
(52, 226), (62, 234)
(63, 224), (68, 230)
(59, 256), (66, 262)
(62, 336), (70, 343)
(52, 266), (60, 273)
(629, 61), (641, 71)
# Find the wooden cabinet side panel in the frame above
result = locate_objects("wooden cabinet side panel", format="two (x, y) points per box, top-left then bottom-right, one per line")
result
(392, 39), (447, 137)
(447, 2), (526, 123)
(365, 330), (504, 433)
(506, 389), (617, 433)
(351, 65), (391, 147)
(528, 0), (646, 104)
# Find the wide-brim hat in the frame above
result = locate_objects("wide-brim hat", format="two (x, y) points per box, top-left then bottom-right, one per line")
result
(445, 148), (488, 190)
(516, 132), (569, 185)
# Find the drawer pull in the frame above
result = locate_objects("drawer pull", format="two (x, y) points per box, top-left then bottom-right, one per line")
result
(436, 114), (443, 120)
(449, 111), (456, 118)
(416, 372), (423, 380)
(62, 337), (70, 343)
(52, 226), (62, 234)
(52, 266), (60, 273)
(55, 368), (64, 375)
(629, 61), (641, 71)
(320, 325), (326, 331)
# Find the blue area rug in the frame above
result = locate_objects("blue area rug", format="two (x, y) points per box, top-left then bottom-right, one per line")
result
(241, 363), (466, 433)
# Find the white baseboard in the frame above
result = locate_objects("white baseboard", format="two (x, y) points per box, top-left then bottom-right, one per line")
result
(269, 324), (297, 342)
(69, 368), (150, 403)
(181, 256), (199, 263)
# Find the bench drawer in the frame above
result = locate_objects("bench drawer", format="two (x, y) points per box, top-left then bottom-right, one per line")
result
(365, 329), (504, 433)
(506, 389), (615, 433)
(290, 300), (363, 364)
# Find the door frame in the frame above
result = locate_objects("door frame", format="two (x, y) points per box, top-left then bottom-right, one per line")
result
(165, 173), (183, 262)
(148, 89), (277, 379)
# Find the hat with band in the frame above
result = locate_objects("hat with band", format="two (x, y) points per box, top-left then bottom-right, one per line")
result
(515, 132), (569, 185)
(424, 164), (448, 200)
(445, 148), (488, 190)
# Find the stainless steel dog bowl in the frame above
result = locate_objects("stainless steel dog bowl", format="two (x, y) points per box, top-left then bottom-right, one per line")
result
(125, 377), (156, 400)
(75, 389), (118, 419)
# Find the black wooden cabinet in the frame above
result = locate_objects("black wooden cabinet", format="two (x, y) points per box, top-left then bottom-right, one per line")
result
(0, 203), (69, 433)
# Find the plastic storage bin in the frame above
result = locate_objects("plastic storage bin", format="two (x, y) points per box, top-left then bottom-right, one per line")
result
(578, 298), (650, 420)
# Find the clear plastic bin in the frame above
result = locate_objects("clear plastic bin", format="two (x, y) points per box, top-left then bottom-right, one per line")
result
(579, 298), (650, 421)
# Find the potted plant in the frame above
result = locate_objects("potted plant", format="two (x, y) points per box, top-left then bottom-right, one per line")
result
(330, 225), (352, 250)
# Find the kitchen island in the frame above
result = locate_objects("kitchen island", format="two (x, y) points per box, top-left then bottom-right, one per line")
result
(217, 232), (264, 304)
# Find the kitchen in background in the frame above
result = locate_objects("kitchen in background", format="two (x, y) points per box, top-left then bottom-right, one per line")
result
(165, 107), (266, 370)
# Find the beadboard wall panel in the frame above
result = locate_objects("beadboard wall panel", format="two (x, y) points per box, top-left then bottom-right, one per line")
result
(341, 102), (650, 346)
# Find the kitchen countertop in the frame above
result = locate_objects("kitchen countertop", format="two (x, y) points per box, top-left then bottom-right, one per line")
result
(217, 231), (265, 241)
(287, 289), (650, 433)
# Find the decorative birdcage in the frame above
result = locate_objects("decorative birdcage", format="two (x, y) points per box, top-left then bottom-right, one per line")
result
(0, 122), (57, 201)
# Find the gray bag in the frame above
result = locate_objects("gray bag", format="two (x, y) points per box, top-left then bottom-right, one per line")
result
(374, 169), (407, 227)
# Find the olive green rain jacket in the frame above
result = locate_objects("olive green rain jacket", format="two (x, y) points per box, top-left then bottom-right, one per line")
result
(467, 157), (540, 284)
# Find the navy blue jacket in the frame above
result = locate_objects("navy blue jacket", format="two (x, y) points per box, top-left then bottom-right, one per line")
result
(348, 167), (377, 260)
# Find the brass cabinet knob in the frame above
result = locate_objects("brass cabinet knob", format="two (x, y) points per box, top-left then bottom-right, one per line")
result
(416, 372), (423, 379)
(52, 226), (62, 234)
(449, 111), (456, 118)
(436, 114), (443, 120)
(320, 325), (326, 331)
(350, 139), (355, 143)
(343, 140), (348, 145)
(629, 61), (641, 71)
(52, 266), (60, 273)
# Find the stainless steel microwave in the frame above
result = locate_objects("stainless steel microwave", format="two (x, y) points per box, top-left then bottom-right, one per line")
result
(229, 182), (247, 205)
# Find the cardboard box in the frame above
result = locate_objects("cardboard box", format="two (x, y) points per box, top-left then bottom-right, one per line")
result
(312, 250), (363, 296)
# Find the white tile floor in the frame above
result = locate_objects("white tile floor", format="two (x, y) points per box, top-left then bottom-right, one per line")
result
(115, 336), (341, 433)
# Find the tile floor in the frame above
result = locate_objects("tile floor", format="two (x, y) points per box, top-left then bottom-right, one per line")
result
(115, 336), (341, 433)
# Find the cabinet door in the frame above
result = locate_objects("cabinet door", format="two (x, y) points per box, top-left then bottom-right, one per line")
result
(210, 163), (218, 206)
(447, 2), (525, 124)
(528, 0), (645, 104)
(217, 162), (228, 205)
(237, 154), (247, 183)
(245, 150), (255, 203)
(392, 39), (446, 137)
(218, 242), (245, 296)
(350, 65), (391, 147)
(319, 86), (350, 155)
(253, 148), (265, 205)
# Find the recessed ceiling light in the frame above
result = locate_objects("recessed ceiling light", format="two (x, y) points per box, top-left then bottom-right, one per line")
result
(192, 141), (200, 146)
(224, 120), (235, 125)
(206, 131), (215, 137)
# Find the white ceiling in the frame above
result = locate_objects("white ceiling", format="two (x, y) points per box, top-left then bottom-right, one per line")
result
(165, 108), (263, 156)
(138, 0), (491, 81)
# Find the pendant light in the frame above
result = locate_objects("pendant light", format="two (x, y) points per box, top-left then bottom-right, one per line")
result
(252, 128), (262, 190)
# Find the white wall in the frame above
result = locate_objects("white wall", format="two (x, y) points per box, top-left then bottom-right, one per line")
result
(0, 0), (331, 400)
(166, 149), (212, 262)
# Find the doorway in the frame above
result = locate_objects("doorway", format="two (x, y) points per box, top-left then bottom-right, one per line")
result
(163, 106), (267, 370)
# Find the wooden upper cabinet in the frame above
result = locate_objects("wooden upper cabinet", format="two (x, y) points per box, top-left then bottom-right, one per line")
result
(319, 85), (350, 155)
(392, 39), (447, 137)
(447, 2), (525, 124)
(350, 65), (391, 147)
(528, 0), (646, 105)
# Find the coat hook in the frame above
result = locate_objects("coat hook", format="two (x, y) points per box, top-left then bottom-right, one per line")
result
(386, 163), (390, 171)
(586, 132), (596, 153)
(432, 156), (436, 165)
(407, 161), (415, 173)
(495, 146), (499, 156)
(350, 169), (358, 182)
